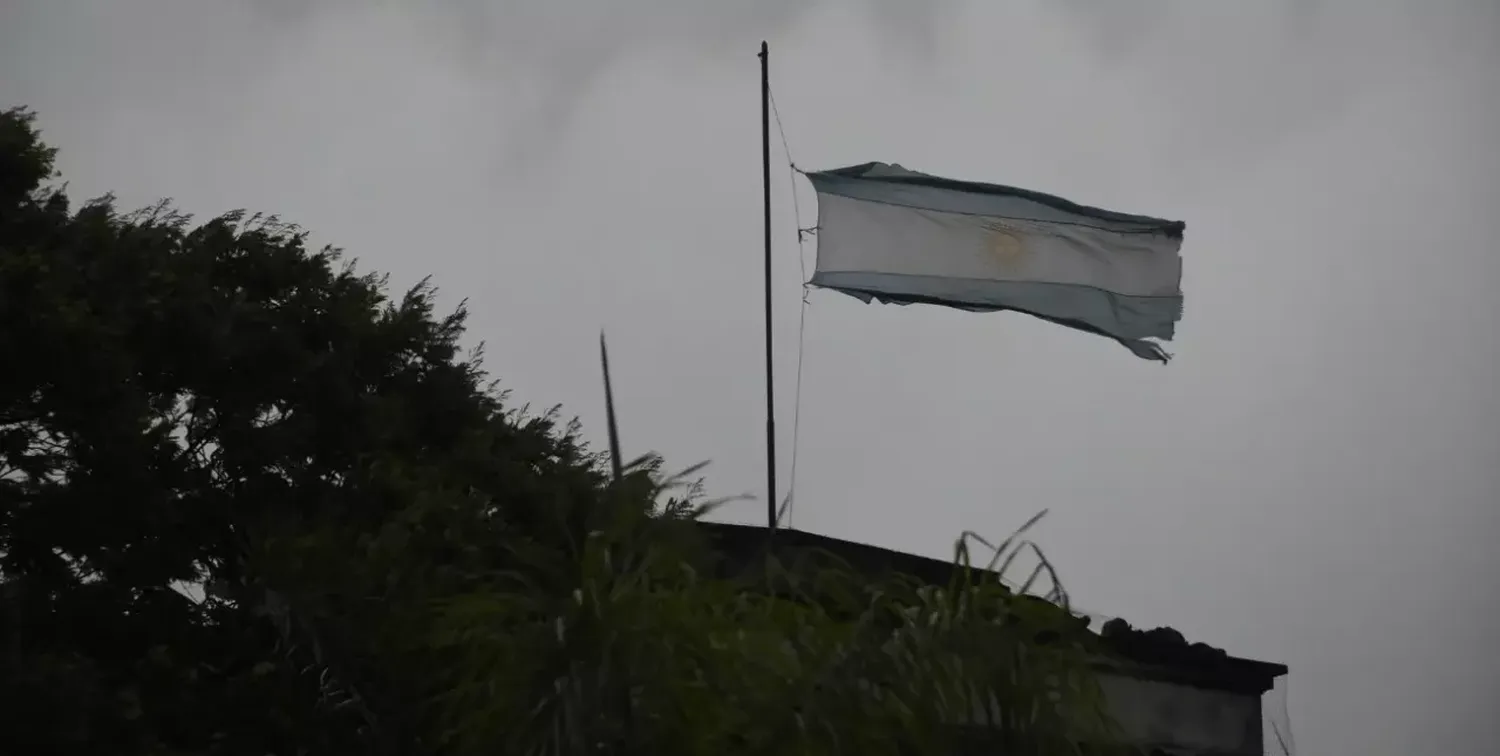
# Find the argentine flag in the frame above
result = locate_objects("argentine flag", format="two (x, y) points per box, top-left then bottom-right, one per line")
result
(806, 163), (1185, 362)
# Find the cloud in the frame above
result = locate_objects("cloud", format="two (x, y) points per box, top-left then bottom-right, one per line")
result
(1050, 1), (1482, 185)
(2, 4), (1496, 751)
(234, 0), (958, 172)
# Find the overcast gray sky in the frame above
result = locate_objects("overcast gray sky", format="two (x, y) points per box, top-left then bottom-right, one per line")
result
(4, 1), (1497, 753)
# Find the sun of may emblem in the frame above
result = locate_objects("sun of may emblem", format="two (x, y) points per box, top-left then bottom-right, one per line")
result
(983, 221), (1026, 266)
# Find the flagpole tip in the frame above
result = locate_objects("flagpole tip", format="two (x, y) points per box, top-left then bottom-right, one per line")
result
(759, 40), (768, 56)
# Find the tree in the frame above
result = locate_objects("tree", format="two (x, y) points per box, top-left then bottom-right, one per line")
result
(0, 106), (1121, 756)
(0, 104), (636, 754)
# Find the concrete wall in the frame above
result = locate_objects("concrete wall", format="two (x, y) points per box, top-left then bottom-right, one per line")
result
(1097, 672), (1265, 755)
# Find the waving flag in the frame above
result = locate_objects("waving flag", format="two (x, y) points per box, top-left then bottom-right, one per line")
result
(806, 162), (1185, 362)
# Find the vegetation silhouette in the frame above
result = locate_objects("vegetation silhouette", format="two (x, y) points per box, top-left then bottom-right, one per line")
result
(0, 106), (1123, 756)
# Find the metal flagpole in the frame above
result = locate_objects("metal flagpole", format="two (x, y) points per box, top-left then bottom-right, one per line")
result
(759, 41), (778, 532)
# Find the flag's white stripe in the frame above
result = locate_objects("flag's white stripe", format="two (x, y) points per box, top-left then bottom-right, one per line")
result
(812, 193), (1182, 299)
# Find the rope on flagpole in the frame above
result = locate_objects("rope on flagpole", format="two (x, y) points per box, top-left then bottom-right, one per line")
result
(768, 83), (813, 529)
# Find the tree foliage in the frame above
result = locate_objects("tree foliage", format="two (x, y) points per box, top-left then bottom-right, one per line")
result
(0, 106), (1121, 756)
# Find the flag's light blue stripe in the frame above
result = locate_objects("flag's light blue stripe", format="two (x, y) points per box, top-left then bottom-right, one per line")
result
(807, 163), (1184, 239)
(809, 270), (1182, 359)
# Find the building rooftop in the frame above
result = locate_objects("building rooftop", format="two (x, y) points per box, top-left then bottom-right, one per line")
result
(699, 522), (1287, 695)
